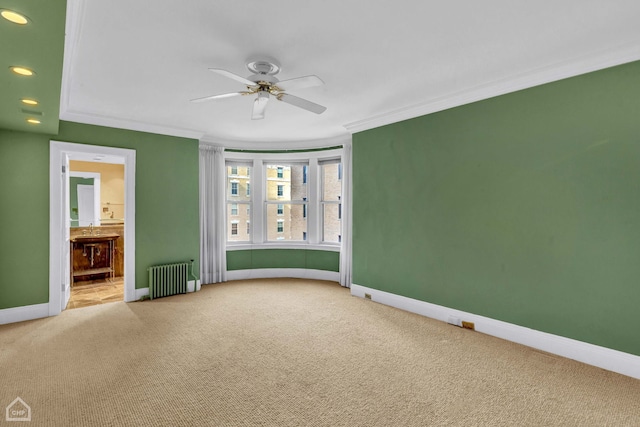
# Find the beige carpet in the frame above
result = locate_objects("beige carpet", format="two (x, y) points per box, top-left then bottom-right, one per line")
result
(1, 279), (639, 426)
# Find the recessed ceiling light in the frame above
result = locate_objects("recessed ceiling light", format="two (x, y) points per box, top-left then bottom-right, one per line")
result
(21, 98), (38, 106)
(1, 9), (29, 25)
(10, 66), (35, 76)
(26, 118), (41, 124)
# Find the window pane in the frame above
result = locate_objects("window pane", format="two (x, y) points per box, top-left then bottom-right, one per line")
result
(322, 203), (341, 243)
(322, 163), (342, 201)
(266, 164), (307, 201)
(227, 203), (250, 241)
(227, 166), (251, 202)
(266, 203), (306, 241)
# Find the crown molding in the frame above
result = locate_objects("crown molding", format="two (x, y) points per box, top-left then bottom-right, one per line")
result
(59, 0), (203, 141)
(61, 0), (639, 145)
(59, 0), (83, 123)
(200, 133), (352, 151)
(60, 109), (204, 140)
(59, 1), (347, 148)
(344, 40), (640, 134)
(60, 106), (350, 148)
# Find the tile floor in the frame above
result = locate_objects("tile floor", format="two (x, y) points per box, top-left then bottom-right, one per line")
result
(66, 277), (124, 310)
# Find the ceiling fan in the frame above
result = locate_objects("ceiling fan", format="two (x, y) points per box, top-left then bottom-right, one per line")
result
(191, 60), (326, 120)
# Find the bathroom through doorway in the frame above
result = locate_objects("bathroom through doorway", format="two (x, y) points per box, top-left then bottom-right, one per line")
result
(67, 160), (125, 309)
(49, 141), (136, 316)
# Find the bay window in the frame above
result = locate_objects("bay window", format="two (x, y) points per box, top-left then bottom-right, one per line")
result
(225, 149), (343, 249)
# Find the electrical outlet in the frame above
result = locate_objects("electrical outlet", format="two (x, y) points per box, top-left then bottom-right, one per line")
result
(461, 321), (475, 330)
(364, 293), (372, 300)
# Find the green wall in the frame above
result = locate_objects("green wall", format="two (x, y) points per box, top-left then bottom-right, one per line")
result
(0, 121), (200, 309)
(227, 249), (339, 272)
(353, 60), (640, 356)
(0, 130), (50, 308)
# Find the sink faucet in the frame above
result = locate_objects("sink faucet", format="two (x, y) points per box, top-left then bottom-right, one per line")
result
(89, 223), (93, 235)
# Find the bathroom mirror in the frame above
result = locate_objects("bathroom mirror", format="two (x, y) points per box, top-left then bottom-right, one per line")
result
(69, 171), (101, 227)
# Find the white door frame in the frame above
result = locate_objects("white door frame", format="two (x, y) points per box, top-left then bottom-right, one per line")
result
(49, 141), (136, 316)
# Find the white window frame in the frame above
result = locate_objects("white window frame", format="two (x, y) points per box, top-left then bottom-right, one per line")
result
(319, 159), (343, 244)
(225, 149), (342, 251)
(266, 161), (309, 242)
(226, 161), (252, 244)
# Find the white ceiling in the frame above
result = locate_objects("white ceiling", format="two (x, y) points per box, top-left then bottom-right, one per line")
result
(60, 1), (640, 148)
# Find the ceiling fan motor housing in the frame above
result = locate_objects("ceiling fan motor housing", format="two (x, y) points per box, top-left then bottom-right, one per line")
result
(249, 74), (279, 85)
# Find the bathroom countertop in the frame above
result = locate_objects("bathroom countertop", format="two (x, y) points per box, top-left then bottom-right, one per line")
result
(71, 233), (120, 243)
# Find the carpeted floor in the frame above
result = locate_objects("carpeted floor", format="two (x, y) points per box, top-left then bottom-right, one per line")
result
(1, 278), (639, 426)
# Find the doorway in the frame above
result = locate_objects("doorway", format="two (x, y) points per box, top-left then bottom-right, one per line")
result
(67, 161), (124, 309)
(49, 141), (136, 316)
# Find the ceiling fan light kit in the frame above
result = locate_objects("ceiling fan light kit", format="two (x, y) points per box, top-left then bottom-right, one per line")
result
(191, 59), (326, 120)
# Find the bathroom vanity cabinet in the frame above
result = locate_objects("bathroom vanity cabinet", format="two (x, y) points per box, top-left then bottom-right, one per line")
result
(70, 234), (119, 285)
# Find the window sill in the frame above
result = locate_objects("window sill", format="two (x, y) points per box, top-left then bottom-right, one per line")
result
(226, 243), (340, 252)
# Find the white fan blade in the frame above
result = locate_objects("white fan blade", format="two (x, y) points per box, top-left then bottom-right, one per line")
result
(209, 68), (257, 87)
(190, 92), (248, 103)
(275, 75), (324, 92)
(277, 93), (326, 114)
(252, 92), (269, 120)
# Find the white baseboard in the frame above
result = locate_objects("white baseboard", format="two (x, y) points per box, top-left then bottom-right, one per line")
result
(0, 303), (50, 325)
(135, 287), (149, 300)
(351, 284), (640, 380)
(137, 280), (201, 298)
(227, 268), (340, 283)
(187, 280), (201, 293)
(64, 285), (70, 311)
